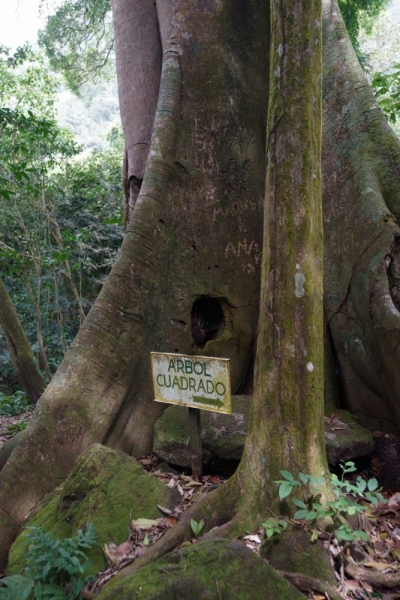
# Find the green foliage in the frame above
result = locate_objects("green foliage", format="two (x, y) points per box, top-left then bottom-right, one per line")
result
(371, 67), (400, 123)
(0, 46), (123, 386)
(0, 45), (80, 203)
(275, 462), (386, 543)
(338, 0), (389, 53)
(38, 0), (114, 94)
(0, 391), (33, 417)
(190, 519), (205, 538)
(8, 421), (28, 433)
(262, 518), (287, 539)
(0, 524), (97, 600)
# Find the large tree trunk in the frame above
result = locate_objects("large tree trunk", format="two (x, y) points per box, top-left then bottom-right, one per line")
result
(322, 0), (400, 431)
(93, 0), (327, 585)
(0, 0), (269, 567)
(0, 276), (45, 404)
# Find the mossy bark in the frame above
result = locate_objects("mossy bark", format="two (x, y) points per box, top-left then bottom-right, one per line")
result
(8, 444), (180, 576)
(0, 0), (269, 568)
(235, 0), (328, 522)
(0, 276), (45, 403)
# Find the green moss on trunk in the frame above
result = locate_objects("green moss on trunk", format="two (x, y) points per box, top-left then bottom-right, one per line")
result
(236, 0), (329, 521)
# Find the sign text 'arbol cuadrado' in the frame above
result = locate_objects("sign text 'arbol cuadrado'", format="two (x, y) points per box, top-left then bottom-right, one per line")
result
(150, 352), (232, 414)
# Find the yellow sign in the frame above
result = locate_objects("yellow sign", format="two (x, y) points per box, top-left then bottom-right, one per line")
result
(150, 352), (232, 414)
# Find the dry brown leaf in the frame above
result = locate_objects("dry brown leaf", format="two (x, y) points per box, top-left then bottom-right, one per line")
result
(243, 534), (261, 544)
(360, 580), (373, 592)
(103, 543), (119, 566)
(131, 518), (159, 530)
(362, 561), (398, 571)
(157, 504), (173, 515)
(343, 579), (363, 591)
(166, 516), (177, 528)
(116, 541), (131, 556)
(389, 493), (400, 507)
(209, 476), (221, 484)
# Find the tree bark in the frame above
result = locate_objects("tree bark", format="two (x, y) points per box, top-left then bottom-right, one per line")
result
(0, 276), (45, 404)
(322, 0), (400, 432)
(236, 0), (328, 520)
(95, 0), (328, 587)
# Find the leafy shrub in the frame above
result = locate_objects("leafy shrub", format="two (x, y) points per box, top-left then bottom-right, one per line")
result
(372, 66), (400, 123)
(0, 391), (33, 416)
(270, 461), (386, 543)
(0, 523), (97, 600)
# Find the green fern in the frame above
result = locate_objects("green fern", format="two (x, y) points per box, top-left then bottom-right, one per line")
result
(0, 523), (97, 600)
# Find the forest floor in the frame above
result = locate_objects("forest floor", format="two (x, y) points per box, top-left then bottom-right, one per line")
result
(1, 412), (400, 600)
(85, 454), (400, 600)
(0, 410), (33, 446)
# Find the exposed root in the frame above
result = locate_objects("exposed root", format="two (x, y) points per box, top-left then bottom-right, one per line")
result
(345, 561), (400, 588)
(280, 571), (347, 600)
(204, 514), (242, 539)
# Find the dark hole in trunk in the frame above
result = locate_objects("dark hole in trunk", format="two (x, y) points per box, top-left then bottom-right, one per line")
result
(191, 295), (225, 348)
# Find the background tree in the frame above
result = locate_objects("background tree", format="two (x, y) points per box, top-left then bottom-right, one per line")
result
(338, 0), (389, 54)
(0, 276), (45, 404)
(0, 46), (123, 395)
(38, 0), (114, 94)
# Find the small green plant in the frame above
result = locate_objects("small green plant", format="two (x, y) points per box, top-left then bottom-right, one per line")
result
(0, 391), (33, 417)
(190, 519), (205, 538)
(8, 421), (28, 433)
(262, 518), (287, 539)
(0, 523), (97, 599)
(274, 462), (386, 543)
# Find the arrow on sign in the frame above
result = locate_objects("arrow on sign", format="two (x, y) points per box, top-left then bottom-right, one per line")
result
(193, 396), (224, 409)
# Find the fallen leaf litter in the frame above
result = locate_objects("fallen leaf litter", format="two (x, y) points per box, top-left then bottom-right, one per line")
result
(1, 424), (400, 599)
(83, 456), (400, 599)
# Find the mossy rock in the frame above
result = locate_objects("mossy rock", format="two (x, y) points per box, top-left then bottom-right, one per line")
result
(8, 444), (180, 576)
(97, 538), (305, 600)
(154, 398), (373, 468)
(324, 409), (374, 465)
(261, 523), (336, 587)
(153, 395), (251, 469)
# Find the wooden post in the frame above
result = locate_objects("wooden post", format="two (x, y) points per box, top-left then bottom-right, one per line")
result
(188, 407), (202, 481)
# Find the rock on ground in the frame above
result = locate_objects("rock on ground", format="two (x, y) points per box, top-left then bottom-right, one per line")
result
(7, 444), (180, 575)
(96, 537), (305, 600)
(153, 396), (374, 468)
(261, 523), (336, 587)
